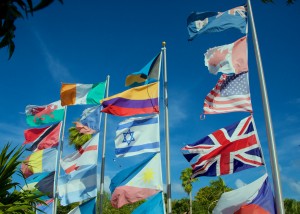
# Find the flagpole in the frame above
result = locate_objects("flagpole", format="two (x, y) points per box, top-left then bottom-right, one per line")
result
(247, 0), (284, 213)
(162, 41), (172, 214)
(99, 75), (110, 214)
(53, 106), (68, 214)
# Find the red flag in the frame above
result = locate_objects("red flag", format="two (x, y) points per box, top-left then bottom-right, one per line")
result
(203, 72), (252, 114)
(24, 122), (61, 151)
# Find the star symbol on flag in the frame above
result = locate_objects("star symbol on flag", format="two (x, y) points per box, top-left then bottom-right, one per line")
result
(122, 129), (135, 145)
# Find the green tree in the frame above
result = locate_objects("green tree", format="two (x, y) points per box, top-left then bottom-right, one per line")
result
(0, 0), (63, 59)
(68, 126), (92, 150)
(194, 177), (232, 213)
(284, 198), (300, 214)
(180, 168), (198, 214)
(172, 198), (189, 214)
(0, 143), (45, 213)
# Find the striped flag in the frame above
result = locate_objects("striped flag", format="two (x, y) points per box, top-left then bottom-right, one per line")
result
(23, 122), (61, 151)
(101, 82), (159, 116)
(115, 115), (160, 157)
(60, 133), (99, 174)
(60, 81), (106, 106)
(58, 165), (97, 206)
(21, 148), (57, 178)
(203, 72), (252, 114)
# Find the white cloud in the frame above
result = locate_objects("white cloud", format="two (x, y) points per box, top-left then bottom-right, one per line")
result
(235, 178), (247, 188)
(34, 31), (73, 82)
(281, 175), (300, 195)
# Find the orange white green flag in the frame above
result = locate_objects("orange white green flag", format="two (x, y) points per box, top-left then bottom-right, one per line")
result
(25, 101), (65, 127)
(60, 81), (106, 106)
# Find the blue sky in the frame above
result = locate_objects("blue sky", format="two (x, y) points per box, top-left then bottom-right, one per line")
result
(0, 0), (299, 203)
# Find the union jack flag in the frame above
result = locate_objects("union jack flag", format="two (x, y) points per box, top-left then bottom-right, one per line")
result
(181, 116), (264, 178)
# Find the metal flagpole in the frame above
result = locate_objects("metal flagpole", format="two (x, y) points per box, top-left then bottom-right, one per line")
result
(247, 0), (284, 213)
(99, 75), (110, 214)
(162, 41), (172, 214)
(53, 106), (68, 214)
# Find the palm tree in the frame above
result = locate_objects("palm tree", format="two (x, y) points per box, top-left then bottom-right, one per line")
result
(0, 0), (63, 59)
(180, 168), (198, 214)
(68, 126), (92, 150)
(0, 143), (45, 213)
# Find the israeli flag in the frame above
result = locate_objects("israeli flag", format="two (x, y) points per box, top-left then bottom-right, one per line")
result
(115, 115), (160, 157)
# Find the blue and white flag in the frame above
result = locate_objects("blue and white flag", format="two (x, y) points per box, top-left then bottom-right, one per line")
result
(187, 5), (247, 41)
(68, 197), (96, 214)
(80, 105), (102, 133)
(58, 165), (97, 206)
(115, 115), (160, 157)
(132, 191), (165, 214)
(36, 198), (54, 214)
(213, 174), (276, 214)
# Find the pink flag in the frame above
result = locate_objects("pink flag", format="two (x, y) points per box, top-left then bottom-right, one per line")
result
(204, 36), (248, 75)
(74, 121), (96, 134)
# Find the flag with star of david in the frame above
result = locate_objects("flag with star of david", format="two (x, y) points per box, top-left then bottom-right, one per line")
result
(181, 116), (264, 178)
(115, 115), (160, 157)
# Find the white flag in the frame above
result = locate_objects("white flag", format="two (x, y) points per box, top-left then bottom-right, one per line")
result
(61, 133), (99, 174)
(115, 115), (160, 157)
(58, 165), (97, 206)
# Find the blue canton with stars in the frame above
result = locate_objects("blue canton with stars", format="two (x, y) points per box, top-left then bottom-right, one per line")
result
(122, 129), (135, 145)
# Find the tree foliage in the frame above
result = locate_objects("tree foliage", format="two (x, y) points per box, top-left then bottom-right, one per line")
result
(0, 0), (63, 59)
(68, 126), (92, 150)
(194, 177), (232, 213)
(0, 143), (45, 213)
(284, 198), (300, 214)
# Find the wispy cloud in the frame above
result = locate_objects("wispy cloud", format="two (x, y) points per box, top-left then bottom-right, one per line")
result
(34, 31), (73, 82)
(168, 92), (189, 128)
(0, 122), (26, 145)
(281, 175), (300, 195)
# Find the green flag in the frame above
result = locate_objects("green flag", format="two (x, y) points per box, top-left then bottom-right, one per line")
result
(25, 101), (65, 127)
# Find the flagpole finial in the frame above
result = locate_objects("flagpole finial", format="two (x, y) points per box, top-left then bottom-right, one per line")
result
(162, 41), (166, 47)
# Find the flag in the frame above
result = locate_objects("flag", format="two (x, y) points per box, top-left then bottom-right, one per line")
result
(181, 116), (263, 178)
(213, 174), (276, 214)
(58, 165), (97, 206)
(101, 82), (159, 117)
(21, 148), (57, 178)
(22, 172), (51, 191)
(25, 101), (65, 127)
(110, 153), (163, 208)
(68, 198), (96, 214)
(132, 192), (165, 214)
(23, 122), (61, 151)
(74, 122), (96, 135)
(187, 6), (247, 41)
(125, 53), (161, 88)
(203, 72), (252, 114)
(204, 36), (248, 75)
(60, 81), (106, 106)
(36, 198), (54, 214)
(61, 133), (99, 174)
(35, 171), (55, 198)
(115, 115), (160, 157)
(76, 105), (102, 134)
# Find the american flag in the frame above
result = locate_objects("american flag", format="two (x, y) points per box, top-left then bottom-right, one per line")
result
(203, 72), (252, 114)
(181, 116), (263, 178)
